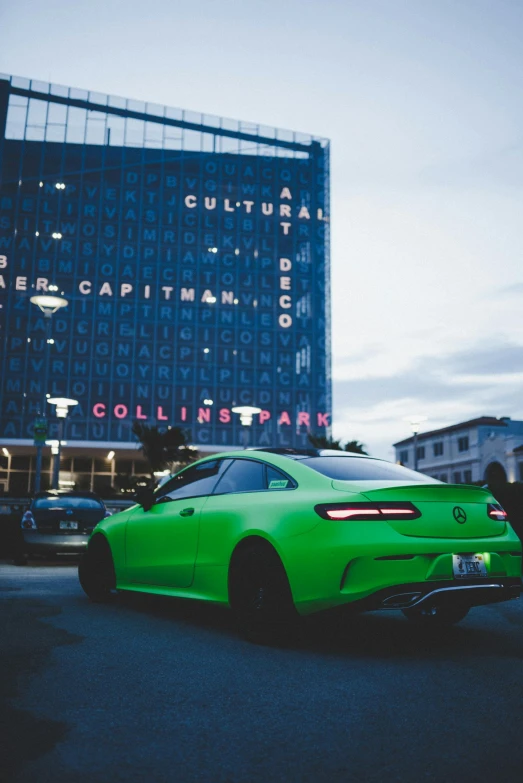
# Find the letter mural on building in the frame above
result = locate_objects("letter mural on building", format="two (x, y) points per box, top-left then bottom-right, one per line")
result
(0, 76), (331, 448)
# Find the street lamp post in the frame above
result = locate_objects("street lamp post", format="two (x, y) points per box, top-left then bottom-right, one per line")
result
(30, 292), (68, 492)
(405, 416), (428, 471)
(47, 397), (78, 489)
(231, 406), (262, 448)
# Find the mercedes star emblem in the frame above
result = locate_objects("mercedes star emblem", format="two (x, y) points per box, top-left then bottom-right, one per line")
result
(453, 506), (467, 524)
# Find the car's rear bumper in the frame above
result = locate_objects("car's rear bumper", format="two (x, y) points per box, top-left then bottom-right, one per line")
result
(311, 577), (522, 621)
(346, 576), (521, 612)
(22, 531), (90, 554)
(286, 521), (522, 615)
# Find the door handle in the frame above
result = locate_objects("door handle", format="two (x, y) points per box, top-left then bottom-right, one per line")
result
(179, 507), (195, 517)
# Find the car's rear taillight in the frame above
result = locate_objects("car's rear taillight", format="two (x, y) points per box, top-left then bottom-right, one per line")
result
(487, 503), (508, 521)
(21, 511), (37, 530)
(315, 502), (421, 521)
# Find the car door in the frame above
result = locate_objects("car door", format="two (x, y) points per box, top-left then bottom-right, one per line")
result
(125, 459), (232, 588)
(196, 459), (296, 567)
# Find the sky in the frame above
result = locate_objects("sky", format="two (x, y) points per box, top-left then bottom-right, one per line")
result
(1, 0), (522, 459)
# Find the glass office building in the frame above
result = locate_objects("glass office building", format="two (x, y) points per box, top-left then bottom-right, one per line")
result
(0, 74), (331, 493)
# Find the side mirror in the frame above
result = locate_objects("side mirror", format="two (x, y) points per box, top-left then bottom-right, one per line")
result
(135, 486), (155, 512)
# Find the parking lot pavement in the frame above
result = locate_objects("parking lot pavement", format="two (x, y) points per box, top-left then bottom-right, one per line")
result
(1, 561), (523, 783)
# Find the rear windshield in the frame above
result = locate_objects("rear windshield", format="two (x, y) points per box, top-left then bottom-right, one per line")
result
(33, 496), (103, 510)
(301, 457), (437, 482)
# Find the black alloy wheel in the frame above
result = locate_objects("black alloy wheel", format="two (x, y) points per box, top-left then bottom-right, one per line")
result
(229, 543), (298, 644)
(78, 535), (116, 603)
(402, 603), (470, 626)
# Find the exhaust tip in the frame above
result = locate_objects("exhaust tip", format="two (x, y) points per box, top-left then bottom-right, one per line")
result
(382, 592), (422, 608)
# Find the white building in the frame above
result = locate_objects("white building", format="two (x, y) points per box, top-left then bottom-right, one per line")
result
(393, 417), (523, 484)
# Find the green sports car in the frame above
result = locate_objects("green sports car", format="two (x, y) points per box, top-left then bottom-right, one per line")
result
(79, 448), (522, 638)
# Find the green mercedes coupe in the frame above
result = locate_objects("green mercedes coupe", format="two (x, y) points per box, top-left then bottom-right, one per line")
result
(79, 448), (522, 639)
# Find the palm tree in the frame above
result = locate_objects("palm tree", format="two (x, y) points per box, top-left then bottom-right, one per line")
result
(131, 422), (198, 478)
(343, 440), (368, 455)
(308, 433), (368, 455)
(307, 433), (343, 450)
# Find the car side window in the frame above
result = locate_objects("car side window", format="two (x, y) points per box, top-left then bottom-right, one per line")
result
(213, 459), (265, 495)
(156, 460), (232, 503)
(266, 465), (295, 490)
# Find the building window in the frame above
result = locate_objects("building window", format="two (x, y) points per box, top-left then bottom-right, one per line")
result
(75, 474), (92, 491)
(115, 459), (133, 474)
(59, 456), (73, 471)
(399, 450), (409, 464)
(9, 472), (30, 496)
(416, 446), (425, 461)
(457, 436), (469, 452)
(433, 442), (444, 456)
(94, 458), (112, 474)
(453, 471), (462, 484)
(74, 457), (92, 472)
(439, 473), (448, 483)
(463, 470), (472, 483)
(11, 455), (30, 470)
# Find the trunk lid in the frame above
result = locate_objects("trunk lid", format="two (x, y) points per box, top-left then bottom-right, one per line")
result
(331, 481), (505, 538)
(31, 500), (105, 534)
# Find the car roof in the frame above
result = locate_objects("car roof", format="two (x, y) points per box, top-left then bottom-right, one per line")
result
(192, 448), (375, 465)
(246, 448), (373, 460)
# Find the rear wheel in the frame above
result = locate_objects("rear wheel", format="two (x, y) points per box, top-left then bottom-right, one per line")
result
(78, 535), (116, 602)
(229, 542), (298, 644)
(402, 604), (469, 626)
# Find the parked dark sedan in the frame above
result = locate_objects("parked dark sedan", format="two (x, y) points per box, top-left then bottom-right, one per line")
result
(15, 490), (109, 563)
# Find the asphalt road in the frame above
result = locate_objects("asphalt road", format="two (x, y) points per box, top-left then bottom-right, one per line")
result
(1, 561), (523, 783)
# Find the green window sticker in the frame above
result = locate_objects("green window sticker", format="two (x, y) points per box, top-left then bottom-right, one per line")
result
(269, 479), (289, 489)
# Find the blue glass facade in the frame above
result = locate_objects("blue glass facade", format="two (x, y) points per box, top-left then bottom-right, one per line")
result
(0, 75), (331, 452)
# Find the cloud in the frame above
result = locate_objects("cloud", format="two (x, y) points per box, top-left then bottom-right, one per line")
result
(494, 283), (523, 298)
(332, 338), (523, 457)
(334, 338), (523, 402)
(442, 342), (523, 376)
(333, 368), (488, 414)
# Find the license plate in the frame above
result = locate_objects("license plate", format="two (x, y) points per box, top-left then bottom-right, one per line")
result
(453, 554), (487, 578)
(59, 521), (78, 530)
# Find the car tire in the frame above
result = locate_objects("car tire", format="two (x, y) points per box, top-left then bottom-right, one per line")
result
(229, 542), (299, 644)
(402, 604), (469, 626)
(78, 535), (116, 603)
